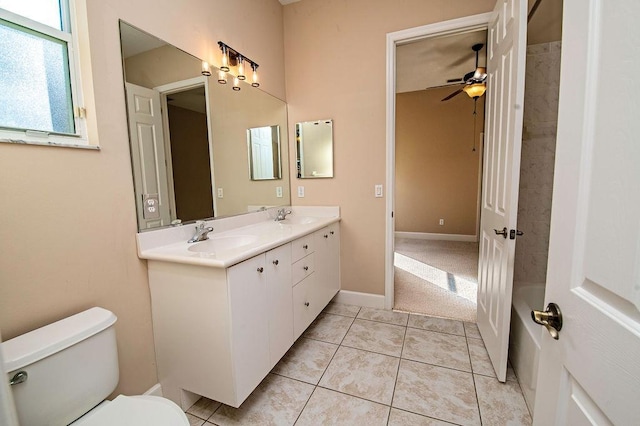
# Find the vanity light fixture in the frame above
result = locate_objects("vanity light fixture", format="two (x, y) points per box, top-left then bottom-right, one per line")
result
(220, 44), (230, 72)
(201, 61), (211, 76)
(237, 56), (245, 80)
(251, 63), (260, 88)
(217, 41), (259, 90)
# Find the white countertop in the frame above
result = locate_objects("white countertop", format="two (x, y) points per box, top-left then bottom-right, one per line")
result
(136, 206), (340, 268)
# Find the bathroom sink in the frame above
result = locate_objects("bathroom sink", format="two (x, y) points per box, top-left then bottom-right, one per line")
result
(188, 234), (258, 254)
(277, 216), (319, 225)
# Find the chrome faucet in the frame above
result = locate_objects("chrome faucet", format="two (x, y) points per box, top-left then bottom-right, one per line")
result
(188, 221), (214, 243)
(274, 208), (292, 221)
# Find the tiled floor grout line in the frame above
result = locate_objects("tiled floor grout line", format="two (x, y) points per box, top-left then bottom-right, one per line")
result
(466, 333), (484, 426)
(386, 321), (409, 426)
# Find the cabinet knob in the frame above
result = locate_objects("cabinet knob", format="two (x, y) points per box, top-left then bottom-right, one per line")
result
(303, 266), (309, 271)
(272, 259), (279, 266)
(324, 234), (328, 239)
(257, 267), (264, 273)
(304, 302), (310, 307)
(303, 244), (308, 249)
(330, 231), (335, 235)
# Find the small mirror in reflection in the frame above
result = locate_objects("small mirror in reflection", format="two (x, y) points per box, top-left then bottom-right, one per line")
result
(296, 119), (334, 179)
(247, 125), (281, 180)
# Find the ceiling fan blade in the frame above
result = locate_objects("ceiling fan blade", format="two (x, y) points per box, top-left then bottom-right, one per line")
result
(441, 88), (463, 101)
(447, 77), (464, 83)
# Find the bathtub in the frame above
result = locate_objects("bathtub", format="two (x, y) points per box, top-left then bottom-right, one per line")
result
(509, 284), (545, 414)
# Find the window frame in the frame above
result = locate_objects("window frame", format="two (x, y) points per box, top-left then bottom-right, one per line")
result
(0, 0), (93, 149)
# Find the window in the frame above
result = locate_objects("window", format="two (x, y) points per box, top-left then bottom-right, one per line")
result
(0, 0), (90, 147)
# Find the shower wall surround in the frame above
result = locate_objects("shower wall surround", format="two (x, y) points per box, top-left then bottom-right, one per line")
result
(514, 41), (562, 285)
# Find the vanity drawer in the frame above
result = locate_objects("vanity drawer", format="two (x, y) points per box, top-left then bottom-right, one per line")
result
(292, 274), (322, 340)
(291, 235), (314, 263)
(292, 254), (315, 285)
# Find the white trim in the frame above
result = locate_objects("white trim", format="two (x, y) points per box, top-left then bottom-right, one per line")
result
(385, 12), (492, 311)
(333, 290), (385, 309)
(143, 383), (163, 397)
(395, 232), (478, 242)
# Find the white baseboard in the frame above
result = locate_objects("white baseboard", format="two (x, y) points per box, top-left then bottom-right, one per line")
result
(395, 231), (477, 242)
(144, 383), (163, 397)
(333, 290), (385, 309)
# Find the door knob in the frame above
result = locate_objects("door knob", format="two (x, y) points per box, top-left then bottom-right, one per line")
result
(531, 302), (562, 340)
(510, 229), (524, 240)
(494, 227), (508, 238)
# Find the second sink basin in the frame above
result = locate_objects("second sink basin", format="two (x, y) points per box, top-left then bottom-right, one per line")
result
(188, 234), (258, 254)
(277, 216), (319, 225)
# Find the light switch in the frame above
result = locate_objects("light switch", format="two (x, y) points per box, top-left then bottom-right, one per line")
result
(276, 186), (283, 198)
(375, 184), (383, 198)
(217, 188), (224, 198)
(297, 186), (305, 198)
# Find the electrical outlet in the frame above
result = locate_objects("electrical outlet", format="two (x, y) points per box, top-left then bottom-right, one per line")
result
(297, 186), (305, 198)
(439, 219), (445, 226)
(375, 184), (383, 198)
(217, 188), (224, 198)
(142, 194), (160, 220)
(276, 186), (283, 198)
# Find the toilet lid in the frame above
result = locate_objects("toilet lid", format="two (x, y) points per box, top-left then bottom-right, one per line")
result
(74, 395), (189, 426)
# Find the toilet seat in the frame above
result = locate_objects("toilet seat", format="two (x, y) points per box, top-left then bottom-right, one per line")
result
(73, 394), (189, 426)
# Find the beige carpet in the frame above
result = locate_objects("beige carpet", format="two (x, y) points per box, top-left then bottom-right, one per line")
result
(393, 238), (479, 322)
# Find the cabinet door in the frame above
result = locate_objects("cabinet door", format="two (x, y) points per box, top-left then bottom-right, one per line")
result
(313, 226), (334, 307)
(227, 254), (269, 403)
(265, 244), (293, 368)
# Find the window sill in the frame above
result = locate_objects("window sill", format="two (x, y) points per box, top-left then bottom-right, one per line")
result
(0, 138), (100, 150)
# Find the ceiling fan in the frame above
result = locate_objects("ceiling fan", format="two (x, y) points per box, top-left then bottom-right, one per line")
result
(441, 43), (487, 102)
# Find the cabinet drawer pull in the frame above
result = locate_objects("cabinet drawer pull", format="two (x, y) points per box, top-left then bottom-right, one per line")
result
(330, 231), (335, 235)
(272, 259), (279, 266)
(257, 267), (264, 273)
(324, 234), (328, 239)
(303, 244), (308, 249)
(303, 266), (309, 271)
(304, 302), (310, 307)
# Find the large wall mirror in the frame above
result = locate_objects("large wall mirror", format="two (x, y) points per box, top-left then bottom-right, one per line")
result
(119, 22), (290, 230)
(295, 119), (334, 178)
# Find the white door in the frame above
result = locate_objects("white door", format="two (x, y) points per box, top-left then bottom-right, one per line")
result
(126, 83), (172, 228)
(533, 0), (640, 423)
(476, 0), (527, 382)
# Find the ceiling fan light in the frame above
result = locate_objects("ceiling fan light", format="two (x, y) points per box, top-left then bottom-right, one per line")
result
(463, 83), (486, 98)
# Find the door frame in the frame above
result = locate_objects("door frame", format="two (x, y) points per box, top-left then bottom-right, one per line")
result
(385, 13), (492, 310)
(155, 76), (217, 220)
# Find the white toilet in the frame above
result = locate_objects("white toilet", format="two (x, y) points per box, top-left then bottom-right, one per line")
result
(1, 307), (189, 426)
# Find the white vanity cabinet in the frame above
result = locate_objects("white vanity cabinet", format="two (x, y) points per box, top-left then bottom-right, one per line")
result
(146, 223), (339, 409)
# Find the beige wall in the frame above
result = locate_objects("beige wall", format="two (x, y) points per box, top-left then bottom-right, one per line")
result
(395, 87), (484, 235)
(283, 0), (495, 296)
(0, 0), (285, 397)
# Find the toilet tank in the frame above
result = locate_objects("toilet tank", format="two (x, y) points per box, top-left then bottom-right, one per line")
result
(1, 307), (119, 426)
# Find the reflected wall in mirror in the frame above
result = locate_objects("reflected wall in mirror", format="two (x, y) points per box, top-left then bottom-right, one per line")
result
(296, 119), (334, 178)
(247, 125), (281, 180)
(119, 22), (290, 230)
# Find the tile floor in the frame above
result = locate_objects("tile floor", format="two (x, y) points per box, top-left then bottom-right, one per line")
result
(185, 303), (532, 426)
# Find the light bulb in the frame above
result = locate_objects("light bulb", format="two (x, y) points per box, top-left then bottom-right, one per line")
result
(220, 46), (229, 72)
(237, 57), (245, 80)
(217, 70), (227, 84)
(251, 64), (259, 88)
(233, 76), (241, 91)
(201, 61), (211, 76)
